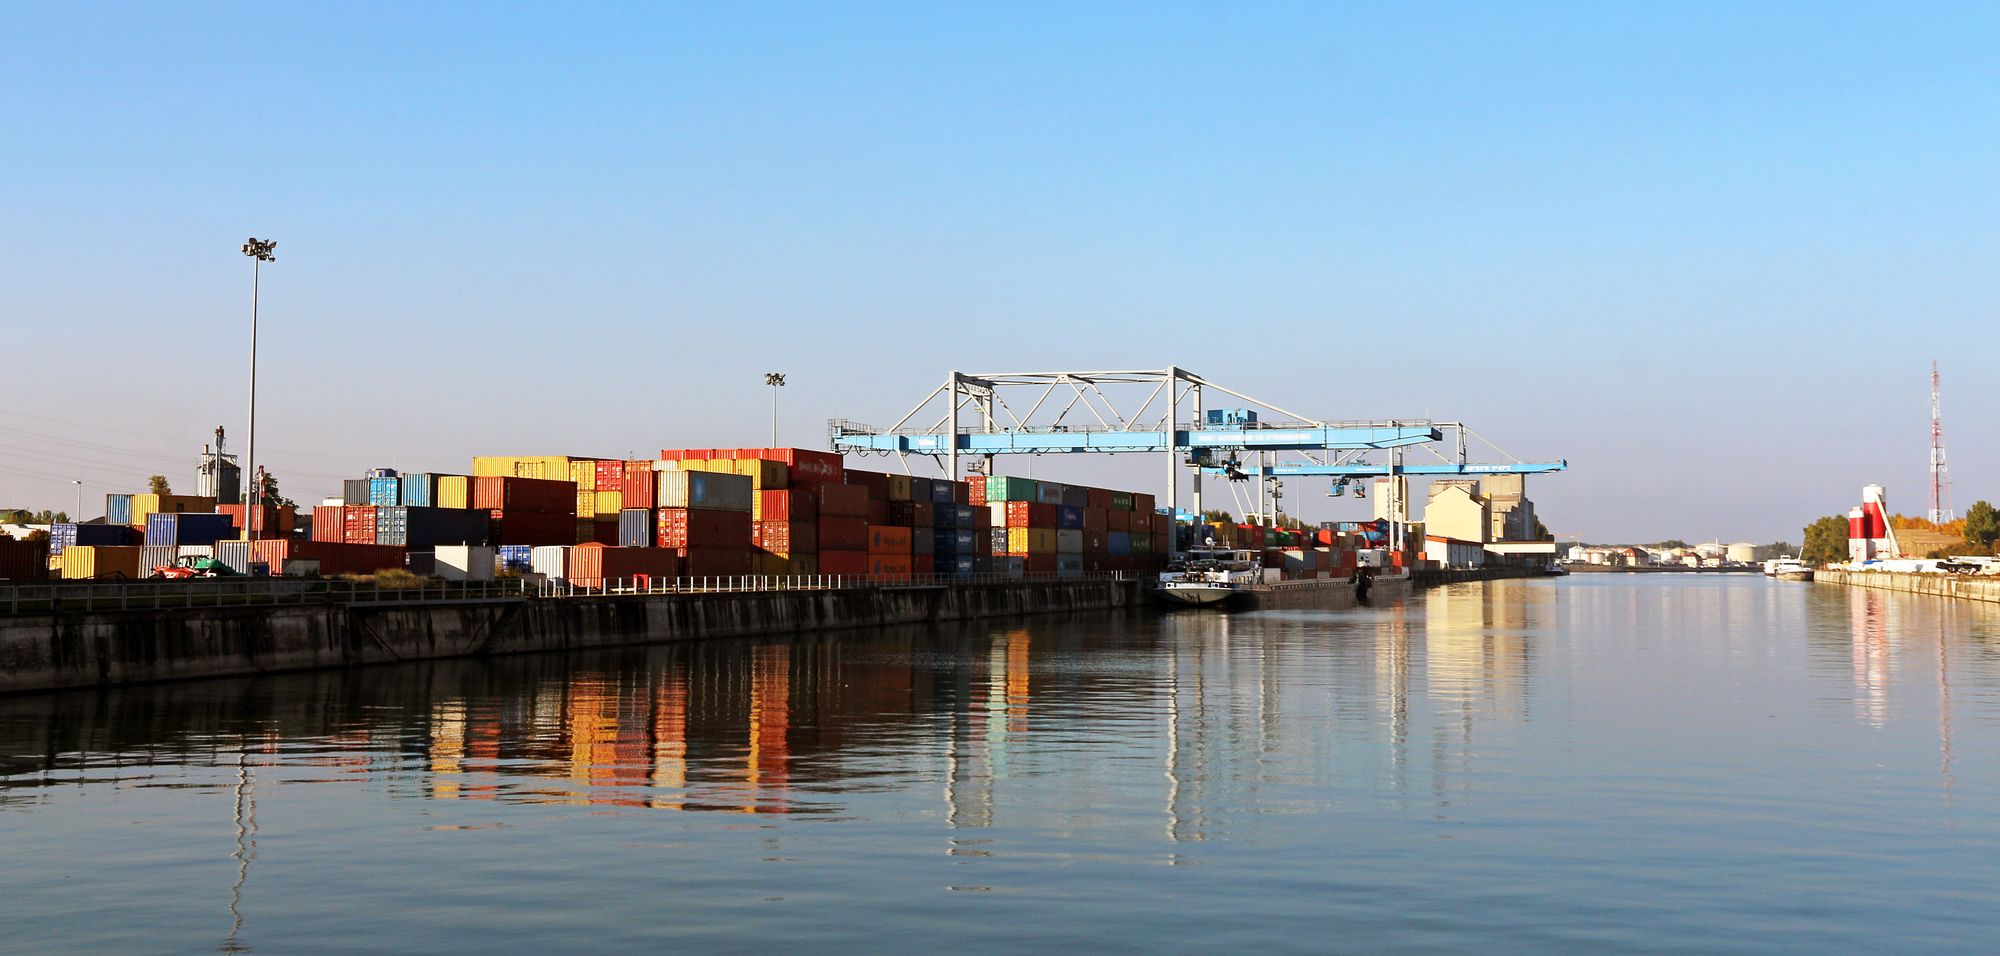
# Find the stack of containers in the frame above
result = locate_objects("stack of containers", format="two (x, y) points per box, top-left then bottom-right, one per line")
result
(212, 539), (408, 576)
(398, 473), (467, 508)
(882, 473), (935, 574)
(866, 524), (913, 581)
(48, 522), (140, 557)
(565, 542), (679, 588)
(816, 481), (870, 576)
(1135, 493), (1159, 569)
(0, 537), (49, 581)
(373, 507), (489, 548)
(56, 546), (144, 580)
(987, 475), (1055, 577)
(216, 504), (296, 536)
(474, 476), (577, 546)
(105, 494), (134, 527)
(615, 460), (657, 547)
(128, 494), (217, 532)
(927, 477), (985, 577)
(142, 513), (236, 570)
(655, 465), (753, 576)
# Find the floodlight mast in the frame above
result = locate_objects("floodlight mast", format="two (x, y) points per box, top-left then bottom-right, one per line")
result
(240, 237), (275, 541)
(764, 372), (786, 446)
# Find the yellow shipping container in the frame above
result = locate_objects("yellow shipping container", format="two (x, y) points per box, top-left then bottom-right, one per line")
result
(728, 459), (788, 489)
(438, 475), (470, 510)
(595, 490), (623, 516)
(472, 456), (572, 480)
(679, 459), (726, 474)
(130, 494), (217, 530)
(59, 545), (144, 580)
(576, 491), (597, 516)
(885, 474), (913, 501)
(569, 459), (600, 491)
(1005, 528), (1059, 555)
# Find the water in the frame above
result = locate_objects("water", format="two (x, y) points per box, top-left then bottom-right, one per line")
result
(3, 576), (1997, 953)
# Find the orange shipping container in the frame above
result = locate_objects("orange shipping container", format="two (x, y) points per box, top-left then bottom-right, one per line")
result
(868, 553), (912, 580)
(566, 544), (680, 588)
(867, 525), (912, 553)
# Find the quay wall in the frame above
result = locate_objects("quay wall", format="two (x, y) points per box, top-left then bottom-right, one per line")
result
(1815, 569), (2000, 605)
(0, 580), (1139, 696)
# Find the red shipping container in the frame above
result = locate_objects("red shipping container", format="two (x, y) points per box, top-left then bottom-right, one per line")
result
(248, 540), (405, 577)
(815, 549), (865, 575)
(0, 538), (49, 580)
(746, 447), (844, 485)
(1151, 513), (1170, 536)
(567, 544), (680, 588)
(312, 505), (346, 543)
(473, 476), (575, 513)
(1024, 553), (1056, 575)
(867, 525), (912, 553)
(1086, 487), (1110, 510)
(1083, 508), (1107, 532)
(1085, 531), (1108, 554)
(887, 500), (932, 528)
(866, 499), (889, 524)
(843, 469), (889, 501)
(623, 461), (656, 509)
(868, 554), (912, 580)
(816, 483), (868, 519)
(594, 460), (625, 493)
(1005, 502), (1058, 528)
(952, 481), (969, 505)
(1133, 493), (1155, 514)
(1107, 509), (1130, 533)
(344, 506), (377, 545)
(753, 521), (818, 554)
(680, 547), (752, 577)
(592, 520), (620, 545)
(219, 504), (294, 534)
(656, 508), (752, 549)
(819, 516), (867, 551)
(968, 475), (987, 506)
(759, 489), (818, 522)
(489, 510), (575, 546)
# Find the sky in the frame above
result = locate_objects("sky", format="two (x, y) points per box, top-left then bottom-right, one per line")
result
(2, 2), (1994, 543)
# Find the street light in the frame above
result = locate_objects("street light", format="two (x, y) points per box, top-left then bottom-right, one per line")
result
(70, 479), (81, 523)
(241, 238), (275, 540)
(764, 372), (786, 446)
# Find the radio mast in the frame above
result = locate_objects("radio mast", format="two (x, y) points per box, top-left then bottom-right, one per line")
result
(1930, 361), (1953, 524)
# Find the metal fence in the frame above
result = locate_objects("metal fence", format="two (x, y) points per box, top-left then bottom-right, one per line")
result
(1, 571), (1145, 614)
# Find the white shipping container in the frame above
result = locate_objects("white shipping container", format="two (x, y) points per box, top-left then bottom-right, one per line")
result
(988, 502), (1009, 528)
(176, 545), (214, 559)
(434, 545), (497, 582)
(1056, 529), (1084, 554)
(531, 545), (570, 582)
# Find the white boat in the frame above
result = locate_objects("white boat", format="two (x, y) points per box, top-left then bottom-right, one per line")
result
(1154, 548), (1262, 607)
(1768, 558), (1813, 581)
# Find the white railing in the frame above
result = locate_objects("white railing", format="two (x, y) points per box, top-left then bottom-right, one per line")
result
(534, 570), (1143, 598)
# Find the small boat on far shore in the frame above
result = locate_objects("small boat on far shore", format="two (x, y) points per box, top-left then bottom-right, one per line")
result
(1767, 558), (1813, 581)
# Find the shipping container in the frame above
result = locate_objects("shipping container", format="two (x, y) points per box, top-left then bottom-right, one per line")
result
(818, 550), (868, 576)
(867, 525), (912, 553)
(105, 494), (133, 526)
(928, 479), (956, 505)
(910, 531), (934, 556)
(990, 528), (1010, 555)
(594, 459), (625, 493)
(566, 544), (679, 588)
(1005, 527), (1058, 555)
(1055, 505), (1084, 530)
(887, 501), (933, 527)
(594, 490), (623, 517)
(816, 483), (868, 519)
(755, 489), (818, 523)
(1108, 531), (1132, 556)
(343, 506), (378, 545)
(617, 509), (658, 548)
(570, 459), (600, 492)
(49, 522), (139, 555)
(311, 506), (346, 543)
(145, 512), (237, 548)
(868, 553), (913, 580)
(1056, 555), (1085, 578)
(884, 474), (914, 501)
(753, 521), (817, 555)
(373, 507), (490, 548)
(368, 475), (401, 506)
(141, 545), (179, 575)
(498, 544), (534, 572)
(57, 545), (144, 580)
(909, 476), (932, 506)
(932, 529), (978, 554)
(680, 547), (751, 577)
(621, 461), (655, 510)
(933, 554), (977, 576)
(967, 475), (987, 506)
(843, 469), (888, 501)
(731, 448), (842, 485)
(130, 494), (218, 530)
(655, 508), (752, 549)
(343, 479), (372, 506)
(1005, 502), (1058, 528)
(438, 475), (471, 510)
(982, 476), (1036, 502)
(993, 556), (1025, 578)
(472, 476), (575, 513)
(727, 457), (788, 489)
(819, 516), (867, 551)
(655, 471), (753, 512)
(216, 504), (294, 534)
(0, 538), (50, 580)
(488, 510), (575, 546)
(472, 455), (574, 480)
(530, 545), (569, 581)
(932, 503), (956, 529)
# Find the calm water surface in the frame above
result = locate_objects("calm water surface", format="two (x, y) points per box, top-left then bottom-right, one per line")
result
(3, 576), (1997, 953)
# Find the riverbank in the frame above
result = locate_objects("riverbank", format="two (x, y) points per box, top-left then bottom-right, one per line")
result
(1814, 568), (2000, 604)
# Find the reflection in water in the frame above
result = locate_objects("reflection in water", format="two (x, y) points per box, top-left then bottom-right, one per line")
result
(4, 579), (2000, 953)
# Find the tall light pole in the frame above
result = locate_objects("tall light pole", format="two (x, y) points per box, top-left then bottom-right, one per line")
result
(764, 372), (786, 447)
(70, 479), (82, 523)
(241, 238), (276, 540)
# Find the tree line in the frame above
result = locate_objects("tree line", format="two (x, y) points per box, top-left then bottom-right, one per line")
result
(1802, 500), (2000, 563)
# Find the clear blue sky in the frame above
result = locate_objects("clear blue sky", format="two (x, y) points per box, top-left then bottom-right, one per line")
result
(3, 2), (1994, 542)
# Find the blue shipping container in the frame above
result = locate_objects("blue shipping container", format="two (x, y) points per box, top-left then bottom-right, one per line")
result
(144, 513), (236, 548)
(369, 476), (401, 507)
(1108, 531), (1132, 556)
(105, 494), (133, 526)
(499, 545), (534, 572)
(373, 507), (488, 548)
(1057, 505), (1084, 530)
(932, 504), (957, 530)
(49, 522), (139, 555)
(399, 473), (439, 507)
(931, 554), (976, 576)
(954, 505), (977, 528)
(908, 476), (932, 505)
(929, 480), (955, 505)
(617, 509), (656, 548)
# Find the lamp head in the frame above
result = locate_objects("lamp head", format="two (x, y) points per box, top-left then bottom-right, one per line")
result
(241, 238), (277, 261)
(764, 372), (786, 387)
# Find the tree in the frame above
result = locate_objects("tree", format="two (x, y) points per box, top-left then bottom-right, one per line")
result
(1754, 541), (1797, 561)
(1800, 516), (1848, 565)
(257, 471), (297, 511)
(1964, 501), (2000, 551)
(1532, 518), (1552, 541)
(1199, 509), (1236, 524)
(1649, 539), (1691, 550)
(148, 474), (172, 495)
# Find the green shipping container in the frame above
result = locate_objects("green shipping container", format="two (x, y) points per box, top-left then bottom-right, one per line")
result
(1108, 491), (1133, 511)
(983, 476), (1039, 502)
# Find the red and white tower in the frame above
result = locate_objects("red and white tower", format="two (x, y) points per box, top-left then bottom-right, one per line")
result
(1930, 361), (1953, 524)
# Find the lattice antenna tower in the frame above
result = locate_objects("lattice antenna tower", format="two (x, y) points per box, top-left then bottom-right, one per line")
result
(1930, 360), (1953, 523)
